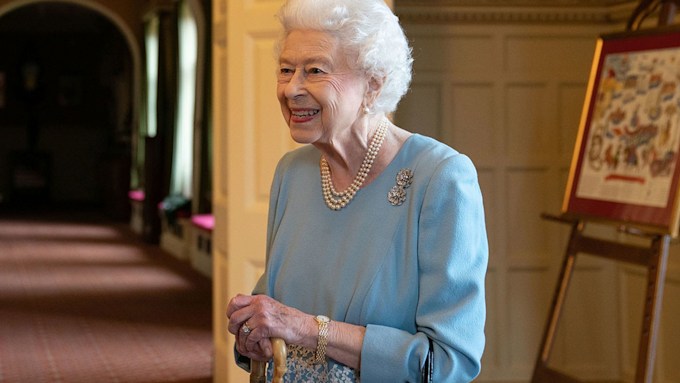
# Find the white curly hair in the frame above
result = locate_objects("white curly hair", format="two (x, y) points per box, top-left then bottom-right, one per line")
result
(275, 0), (413, 114)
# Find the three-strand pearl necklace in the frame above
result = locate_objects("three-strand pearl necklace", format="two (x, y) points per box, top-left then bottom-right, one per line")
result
(320, 118), (389, 211)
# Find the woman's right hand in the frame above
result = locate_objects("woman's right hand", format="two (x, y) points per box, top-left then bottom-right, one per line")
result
(227, 294), (315, 361)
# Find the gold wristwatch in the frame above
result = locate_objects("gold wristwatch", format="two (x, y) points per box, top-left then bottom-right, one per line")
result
(313, 315), (330, 364)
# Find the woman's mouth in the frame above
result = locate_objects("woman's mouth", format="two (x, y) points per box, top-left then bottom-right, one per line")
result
(290, 109), (319, 122)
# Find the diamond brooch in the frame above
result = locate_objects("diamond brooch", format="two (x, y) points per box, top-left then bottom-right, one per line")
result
(388, 168), (414, 206)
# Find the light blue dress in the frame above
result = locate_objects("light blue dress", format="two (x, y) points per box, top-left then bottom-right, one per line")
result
(247, 134), (488, 382)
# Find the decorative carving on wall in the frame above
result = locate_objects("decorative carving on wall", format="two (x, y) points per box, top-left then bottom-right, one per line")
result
(397, 1), (638, 24)
(398, 0), (634, 6)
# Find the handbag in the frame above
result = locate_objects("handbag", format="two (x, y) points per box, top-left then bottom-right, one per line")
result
(421, 338), (434, 383)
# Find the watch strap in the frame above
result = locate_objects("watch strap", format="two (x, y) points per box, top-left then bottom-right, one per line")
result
(313, 315), (330, 364)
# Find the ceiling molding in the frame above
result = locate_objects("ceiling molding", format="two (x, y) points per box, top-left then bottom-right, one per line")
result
(396, 2), (639, 25)
(397, 0), (634, 6)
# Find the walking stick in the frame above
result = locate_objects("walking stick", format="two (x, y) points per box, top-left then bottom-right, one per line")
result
(250, 338), (287, 383)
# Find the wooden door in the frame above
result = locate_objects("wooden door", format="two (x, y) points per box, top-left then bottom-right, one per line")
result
(212, 0), (288, 381)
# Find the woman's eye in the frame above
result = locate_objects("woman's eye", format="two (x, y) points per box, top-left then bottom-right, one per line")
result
(308, 67), (325, 74)
(279, 68), (294, 74)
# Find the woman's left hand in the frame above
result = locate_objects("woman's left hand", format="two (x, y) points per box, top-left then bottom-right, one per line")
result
(227, 294), (313, 361)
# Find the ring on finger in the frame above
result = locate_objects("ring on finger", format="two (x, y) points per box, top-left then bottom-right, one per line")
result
(241, 322), (252, 334)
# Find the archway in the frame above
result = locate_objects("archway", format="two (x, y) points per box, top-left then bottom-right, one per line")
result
(0, 0), (141, 125)
(0, 1), (139, 217)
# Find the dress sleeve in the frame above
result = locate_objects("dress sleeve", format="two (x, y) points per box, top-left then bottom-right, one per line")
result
(234, 154), (289, 371)
(252, 151), (291, 297)
(360, 153), (488, 382)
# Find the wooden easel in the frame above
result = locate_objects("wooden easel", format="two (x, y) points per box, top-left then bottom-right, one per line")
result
(531, 215), (670, 383)
(532, 2), (677, 382)
(627, 0), (680, 31)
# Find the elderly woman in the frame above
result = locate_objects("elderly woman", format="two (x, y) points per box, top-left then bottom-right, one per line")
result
(226, 0), (488, 381)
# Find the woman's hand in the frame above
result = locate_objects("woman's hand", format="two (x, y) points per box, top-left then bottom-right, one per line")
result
(227, 294), (314, 361)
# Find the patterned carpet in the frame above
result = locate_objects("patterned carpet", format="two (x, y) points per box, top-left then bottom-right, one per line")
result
(0, 212), (213, 383)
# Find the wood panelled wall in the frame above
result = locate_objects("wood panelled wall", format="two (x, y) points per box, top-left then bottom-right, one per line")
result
(395, 5), (680, 383)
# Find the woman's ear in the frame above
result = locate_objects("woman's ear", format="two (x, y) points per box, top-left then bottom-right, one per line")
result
(363, 76), (385, 112)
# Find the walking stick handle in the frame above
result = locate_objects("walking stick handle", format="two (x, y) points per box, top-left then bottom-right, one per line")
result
(249, 338), (287, 383)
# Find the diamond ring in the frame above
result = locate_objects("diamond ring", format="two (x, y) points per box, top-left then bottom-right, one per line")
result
(241, 322), (252, 334)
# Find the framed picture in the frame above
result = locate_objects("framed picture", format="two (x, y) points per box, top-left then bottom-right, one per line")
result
(563, 26), (680, 236)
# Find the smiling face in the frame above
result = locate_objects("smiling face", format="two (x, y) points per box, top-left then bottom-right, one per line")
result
(277, 29), (369, 145)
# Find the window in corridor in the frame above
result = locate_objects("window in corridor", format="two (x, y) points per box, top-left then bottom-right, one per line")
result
(145, 15), (159, 138)
(170, 0), (198, 197)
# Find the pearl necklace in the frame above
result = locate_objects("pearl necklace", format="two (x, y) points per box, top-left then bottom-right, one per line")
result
(320, 119), (389, 210)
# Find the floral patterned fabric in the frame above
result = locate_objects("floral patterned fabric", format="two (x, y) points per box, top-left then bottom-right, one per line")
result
(267, 345), (358, 382)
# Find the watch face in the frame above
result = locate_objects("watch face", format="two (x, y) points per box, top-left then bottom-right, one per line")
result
(316, 315), (330, 323)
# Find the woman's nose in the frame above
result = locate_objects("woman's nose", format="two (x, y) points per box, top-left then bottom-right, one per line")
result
(284, 70), (305, 99)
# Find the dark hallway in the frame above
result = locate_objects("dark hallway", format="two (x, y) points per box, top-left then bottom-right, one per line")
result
(0, 212), (212, 383)
(0, 3), (134, 217)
